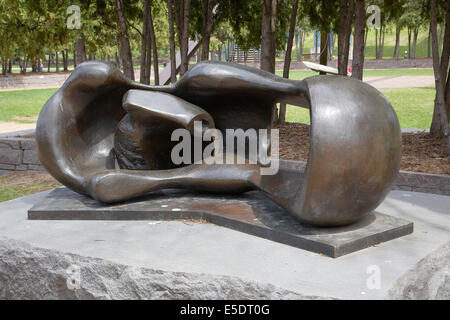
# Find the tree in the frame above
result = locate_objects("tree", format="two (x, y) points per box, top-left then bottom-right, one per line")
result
(174, 0), (191, 76)
(279, 0), (299, 124)
(115, 0), (134, 80)
(302, 0), (340, 69)
(261, 0), (278, 73)
(429, 0), (450, 155)
(352, 0), (365, 80)
(201, 0), (215, 60)
(337, 0), (354, 75)
(148, 1), (159, 85)
(140, 0), (151, 84)
(401, 0), (425, 59)
(167, 0), (177, 83)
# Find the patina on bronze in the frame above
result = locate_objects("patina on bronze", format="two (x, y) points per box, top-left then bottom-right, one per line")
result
(36, 61), (401, 227)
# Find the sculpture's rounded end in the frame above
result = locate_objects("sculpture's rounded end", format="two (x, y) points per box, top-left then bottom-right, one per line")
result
(291, 76), (401, 227)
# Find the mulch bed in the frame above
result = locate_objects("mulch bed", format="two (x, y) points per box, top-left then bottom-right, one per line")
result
(276, 122), (449, 175)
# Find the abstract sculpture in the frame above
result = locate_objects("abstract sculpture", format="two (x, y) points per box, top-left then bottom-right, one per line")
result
(36, 61), (401, 227)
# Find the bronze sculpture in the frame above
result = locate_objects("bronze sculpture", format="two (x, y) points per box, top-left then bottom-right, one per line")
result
(36, 61), (401, 227)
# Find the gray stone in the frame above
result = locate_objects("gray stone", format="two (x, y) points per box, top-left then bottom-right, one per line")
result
(20, 139), (36, 150)
(0, 188), (449, 299)
(22, 150), (40, 165)
(0, 238), (322, 300)
(388, 242), (450, 300)
(27, 164), (45, 172)
(0, 149), (22, 165)
(28, 187), (414, 258)
(0, 139), (21, 150)
(15, 164), (28, 171)
(0, 163), (15, 170)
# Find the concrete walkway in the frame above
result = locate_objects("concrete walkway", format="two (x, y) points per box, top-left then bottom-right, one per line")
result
(0, 121), (36, 134)
(364, 76), (434, 89)
(0, 189), (448, 299)
(0, 71), (435, 92)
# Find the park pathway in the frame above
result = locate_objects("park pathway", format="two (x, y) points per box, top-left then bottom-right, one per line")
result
(0, 71), (435, 92)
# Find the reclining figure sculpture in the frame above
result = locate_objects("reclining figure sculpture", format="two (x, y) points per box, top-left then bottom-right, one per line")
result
(36, 61), (401, 227)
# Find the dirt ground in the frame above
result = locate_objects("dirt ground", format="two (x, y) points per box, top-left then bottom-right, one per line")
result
(277, 122), (449, 175)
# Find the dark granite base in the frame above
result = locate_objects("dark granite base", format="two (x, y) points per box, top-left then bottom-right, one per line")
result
(28, 187), (413, 258)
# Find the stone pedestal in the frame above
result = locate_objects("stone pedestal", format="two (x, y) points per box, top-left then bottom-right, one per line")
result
(28, 187), (413, 258)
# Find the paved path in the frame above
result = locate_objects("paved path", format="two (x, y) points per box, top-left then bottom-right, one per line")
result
(0, 121), (36, 134)
(0, 72), (435, 91)
(364, 76), (434, 89)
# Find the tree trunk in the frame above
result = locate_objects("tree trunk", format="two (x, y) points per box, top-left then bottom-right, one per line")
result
(201, 0), (214, 61)
(412, 28), (418, 59)
(218, 45), (223, 61)
(145, 30), (152, 84)
(56, 51), (59, 72)
(115, 0), (135, 80)
(429, 0), (450, 155)
(338, 0), (353, 75)
(179, 0), (191, 76)
(279, 0), (299, 124)
(47, 53), (51, 72)
(261, 0), (278, 124)
(427, 25), (432, 58)
(319, 30), (328, 74)
(300, 31), (305, 60)
(352, 0), (365, 80)
(76, 35), (86, 64)
(149, 1), (159, 85)
(261, 0), (277, 73)
(379, 27), (385, 58)
(407, 27), (411, 58)
(393, 22), (401, 59)
(64, 49), (69, 71)
(375, 29), (378, 58)
(1, 58), (6, 76)
(8, 59), (12, 73)
(376, 25), (384, 59)
(22, 56), (28, 74)
(167, 0), (177, 83)
(140, 0), (150, 84)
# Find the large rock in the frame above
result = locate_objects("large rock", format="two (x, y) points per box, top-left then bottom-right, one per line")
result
(388, 242), (450, 300)
(0, 238), (325, 300)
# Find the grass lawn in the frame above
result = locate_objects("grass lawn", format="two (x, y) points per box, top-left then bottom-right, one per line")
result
(0, 80), (435, 130)
(283, 86), (435, 130)
(278, 26), (443, 61)
(0, 88), (57, 122)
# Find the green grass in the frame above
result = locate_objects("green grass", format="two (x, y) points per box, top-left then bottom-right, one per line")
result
(0, 183), (46, 202)
(0, 83), (435, 130)
(0, 173), (60, 202)
(380, 87), (435, 129)
(0, 88), (57, 122)
(278, 27), (439, 61)
(284, 86), (436, 130)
